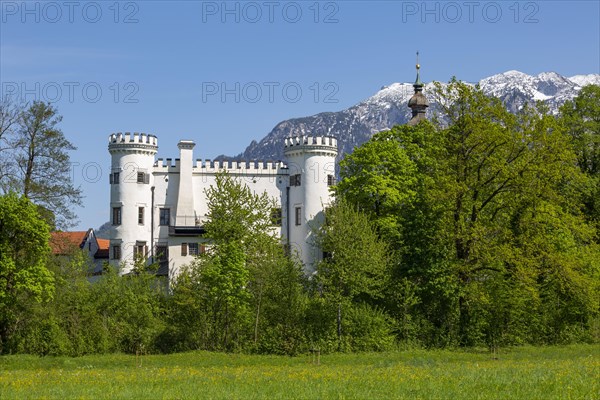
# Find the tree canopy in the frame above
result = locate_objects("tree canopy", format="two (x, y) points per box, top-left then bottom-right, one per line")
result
(0, 193), (54, 352)
(335, 81), (600, 347)
(0, 100), (82, 229)
(1, 84), (599, 356)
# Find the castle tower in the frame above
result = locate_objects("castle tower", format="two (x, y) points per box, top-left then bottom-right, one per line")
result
(283, 135), (338, 272)
(108, 132), (158, 274)
(408, 51), (429, 125)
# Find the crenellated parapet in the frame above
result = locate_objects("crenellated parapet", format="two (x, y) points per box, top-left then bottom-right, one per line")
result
(108, 132), (158, 155)
(283, 135), (338, 157)
(284, 135), (337, 148)
(153, 158), (287, 175)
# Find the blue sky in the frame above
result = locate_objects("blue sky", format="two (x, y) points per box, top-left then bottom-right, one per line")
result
(1, 0), (599, 230)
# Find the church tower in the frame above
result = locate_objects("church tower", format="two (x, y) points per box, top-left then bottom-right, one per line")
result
(408, 52), (429, 125)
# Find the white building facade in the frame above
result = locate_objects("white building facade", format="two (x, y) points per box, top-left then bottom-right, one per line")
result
(108, 133), (338, 277)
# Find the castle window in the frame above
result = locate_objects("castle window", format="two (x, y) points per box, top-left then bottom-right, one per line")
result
(290, 174), (301, 187)
(137, 172), (149, 184)
(270, 208), (282, 226)
(295, 206), (302, 226)
(155, 244), (168, 273)
(182, 243), (205, 257)
(327, 174), (335, 187)
(112, 245), (121, 260)
(110, 172), (120, 184)
(159, 208), (170, 225)
(133, 241), (147, 259)
(155, 245), (168, 262)
(138, 207), (144, 225)
(112, 207), (121, 225)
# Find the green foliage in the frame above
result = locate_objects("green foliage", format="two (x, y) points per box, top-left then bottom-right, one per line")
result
(3, 85), (600, 358)
(312, 200), (394, 351)
(93, 267), (167, 354)
(203, 172), (275, 248)
(337, 80), (600, 348)
(315, 199), (390, 304)
(16, 251), (105, 356)
(250, 246), (308, 355)
(559, 85), (600, 239)
(168, 172), (308, 354)
(0, 193), (54, 353)
(185, 241), (252, 351)
(0, 101), (82, 228)
(12, 252), (167, 356)
(340, 303), (396, 352)
(336, 122), (441, 247)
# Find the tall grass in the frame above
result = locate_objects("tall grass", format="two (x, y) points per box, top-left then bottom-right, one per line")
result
(1, 345), (598, 399)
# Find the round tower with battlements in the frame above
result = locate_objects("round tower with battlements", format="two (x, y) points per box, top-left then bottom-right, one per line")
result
(108, 132), (158, 274)
(283, 135), (338, 272)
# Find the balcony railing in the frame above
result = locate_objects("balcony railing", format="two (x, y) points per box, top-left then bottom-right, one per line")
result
(168, 214), (206, 236)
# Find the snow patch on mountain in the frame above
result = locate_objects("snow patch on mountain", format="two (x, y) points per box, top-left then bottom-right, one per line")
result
(231, 71), (599, 162)
(569, 74), (600, 87)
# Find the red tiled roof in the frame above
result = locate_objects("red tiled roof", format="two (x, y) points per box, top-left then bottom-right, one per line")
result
(97, 239), (110, 250)
(50, 231), (88, 255)
(95, 238), (110, 259)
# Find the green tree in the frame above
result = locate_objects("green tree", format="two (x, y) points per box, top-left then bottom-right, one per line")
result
(335, 121), (455, 346)
(7, 101), (82, 228)
(16, 251), (100, 356)
(169, 172), (303, 352)
(335, 123), (440, 247)
(250, 250), (308, 355)
(315, 199), (390, 304)
(0, 193), (54, 353)
(203, 171), (275, 248)
(559, 85), (600, 238)
(0, 99), (20, 190)
(433, 80), (597, 345)
(336, 79), (600, 347)
(314, 199), (391, 350)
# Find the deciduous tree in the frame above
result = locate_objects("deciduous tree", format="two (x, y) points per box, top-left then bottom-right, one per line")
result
(0, 193), (54, 352)
(559, 84), (600, 238)
(7, 101), (82, 228)
(336, 80), (600, 347)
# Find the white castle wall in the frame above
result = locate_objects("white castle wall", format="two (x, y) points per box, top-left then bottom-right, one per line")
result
(284, 136), (337, 271)
(108, 133), (337, 277)
(108, 132), (158, 274)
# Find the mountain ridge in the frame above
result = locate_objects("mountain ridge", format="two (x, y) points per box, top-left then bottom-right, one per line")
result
(223, 71), (600, 161)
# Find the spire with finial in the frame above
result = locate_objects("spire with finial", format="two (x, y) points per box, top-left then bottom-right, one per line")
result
(414, 51), (423, 88)
(408, 51), (428, 125)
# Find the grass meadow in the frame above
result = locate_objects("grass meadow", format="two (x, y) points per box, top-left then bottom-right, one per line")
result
(1, 345), (598, 399)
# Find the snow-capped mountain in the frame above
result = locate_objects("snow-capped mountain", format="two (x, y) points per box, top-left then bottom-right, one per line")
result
(569, 74), (600, 87)
(232, 71), (599, 161)
(479, 70), (590, 113)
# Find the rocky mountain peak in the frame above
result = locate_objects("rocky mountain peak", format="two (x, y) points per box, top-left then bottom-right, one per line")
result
(233, 71), (599, 162)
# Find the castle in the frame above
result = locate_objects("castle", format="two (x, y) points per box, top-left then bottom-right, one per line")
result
(108, 133), (338, 276)
(108, 59), (427, 277)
